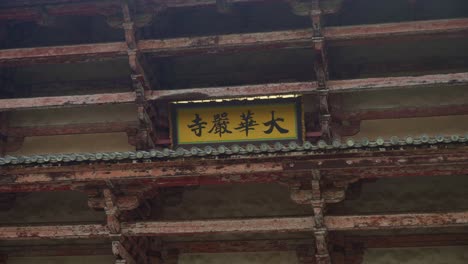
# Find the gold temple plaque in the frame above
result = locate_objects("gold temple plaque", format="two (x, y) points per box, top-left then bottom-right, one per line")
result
(170, 96), (303, 146)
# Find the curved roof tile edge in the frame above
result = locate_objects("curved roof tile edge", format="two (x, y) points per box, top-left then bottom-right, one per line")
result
(1, 133), (467, 166)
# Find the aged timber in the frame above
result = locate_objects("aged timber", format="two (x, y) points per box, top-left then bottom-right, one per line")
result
(1, 18), (467, 65)
(2, 211), (468, 240)
(1, 72), (468, 111)
(1, 146), (468, 192)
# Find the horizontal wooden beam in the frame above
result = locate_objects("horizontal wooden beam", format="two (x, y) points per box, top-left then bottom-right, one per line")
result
(1, 211), (467, 240)
(0, 92), (136, 111)
(0, 42), (127, 65)
(147, 82), (318, 100)
(1, 71), (467, 112)
(123, 211), (468, 235)
(325, 211), (468, 231)
(328, 72), (468, 92)
(324, 18), (468, 42)
(123, 217), (315, 236)
(2, 148), (468, 191)
(1, 18), (467, 65)
(0, 224), (109, 240)
(137, 29), (313, 56)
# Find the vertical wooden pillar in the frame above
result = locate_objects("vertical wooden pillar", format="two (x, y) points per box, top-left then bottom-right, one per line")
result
(311, 172), (331, 264)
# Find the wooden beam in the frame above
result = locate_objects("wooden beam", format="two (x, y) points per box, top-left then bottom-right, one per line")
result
(1, 71), (466, 112)
(0, 224), (109, 240)
(1, 211), (468, 240)
(2, 148), (468, 190)
(328, 72), (468, 92)
(137, 29), (313, 56)
(0, 42), (127, 65)
(122, 217), (315, 236)
(1, 18), (467, 65)
(0, 92), (136, 112)
(324, 18), (468, 43)
(122, 211), (468, 237)
(325, 211), (468, 231)
(147, 82), (317, 101)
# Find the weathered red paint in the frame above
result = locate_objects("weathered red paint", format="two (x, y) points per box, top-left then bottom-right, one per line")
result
(147, 82), (318, 100)
(0, 224), (109, 240)
(1, 211), (467, 239)
(1, 18), (466, 65)
(328, 72), (468, 92)
(0, 71), (464, 112)
(0, 42), (127, 65)
(138, 29), (313, 56)
(122, 217), (315, 236)
(325, 211), (468, 231)
(0, 92), (136, 112)
(1, 148), (468, 192)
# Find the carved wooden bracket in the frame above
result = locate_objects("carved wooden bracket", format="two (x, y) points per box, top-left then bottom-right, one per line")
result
(94, 186), (156, 264)
(289, 171), (361, 206)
